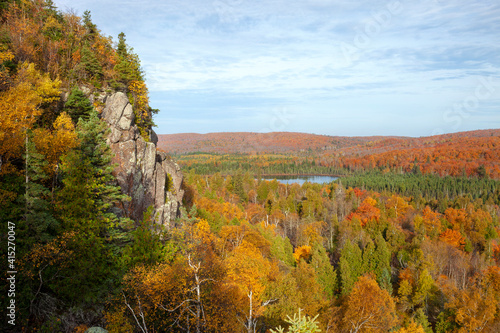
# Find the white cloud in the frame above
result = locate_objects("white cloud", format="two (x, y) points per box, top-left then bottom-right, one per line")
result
(52, 0), (500, 135)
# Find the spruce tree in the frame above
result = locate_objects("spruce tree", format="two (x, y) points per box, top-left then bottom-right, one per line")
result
(373, 234), (392, 293)
(339, 239), (363, 295)
(64, 87), (94, 124)
(114, 32), (143, 85)
(55, 110), (128, 303)
(80, 46), (102, 80)
(23, 132), (58, 245)
(310, 241), (337, 298)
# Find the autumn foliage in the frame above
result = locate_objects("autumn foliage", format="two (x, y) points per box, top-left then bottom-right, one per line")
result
(1, 1), (500, 332)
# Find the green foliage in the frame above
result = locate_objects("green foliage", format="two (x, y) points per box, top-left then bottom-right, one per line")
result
(121, 206), (177, 268)
(54, 110), (128, 303)
(414, 308), (433, 333)
(22, 133), (58, 245)
(114, 32), (143, 85)
(338, 171), (500, 207)
(373, 234), (392, 293)
(413, 269), (434, 308)
(310, 242), (337, 298)
(64, 87), (94, 124)
(270, 309), (321, 333)
(339, 239), (363, 295)
(58, 110), (126, 225)
(79, 46), (103, 80)
(233, 172), (248, 202)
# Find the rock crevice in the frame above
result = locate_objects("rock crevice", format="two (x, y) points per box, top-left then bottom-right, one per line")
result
(99, 92), (183, 226)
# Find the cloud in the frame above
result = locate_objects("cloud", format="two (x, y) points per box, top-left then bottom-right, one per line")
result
(52, 0), (500, 136)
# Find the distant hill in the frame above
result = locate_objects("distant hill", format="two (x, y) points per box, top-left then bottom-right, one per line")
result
(159, 129), (500, 178)
(157, 132), (405, 154)
(157, 129), (500, 156)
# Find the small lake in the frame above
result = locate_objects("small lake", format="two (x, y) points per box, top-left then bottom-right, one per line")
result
(260, 175), (338, 185)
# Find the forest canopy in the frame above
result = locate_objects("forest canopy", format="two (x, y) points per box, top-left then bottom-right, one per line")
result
(1, 1), (500, 333)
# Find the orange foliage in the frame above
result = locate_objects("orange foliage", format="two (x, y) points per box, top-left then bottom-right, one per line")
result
(444, 270), (498, 332)
(347, 196), (380, 226)
(422, 206), (442, 233)
(341, 275), (398, 333)
(161, 130), (500, 179)
(0, 62), (61, 174)
(439, 229), (465, 250)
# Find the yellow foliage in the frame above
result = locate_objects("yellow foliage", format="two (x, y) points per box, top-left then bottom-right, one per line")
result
(225, 240), (271, 302)
(293, 245), (312, 263)
(0, 47), (15, 63)
(18, 62), (61, 103)
(33, 112), (77, 176)
(395, 320), (425, 333)
(104, 306), (134, 333)
(128, 80), (150, 138)
(300, 221), (325, 245)
(341, 275), (398, 333)
(42, 15), (63, 34)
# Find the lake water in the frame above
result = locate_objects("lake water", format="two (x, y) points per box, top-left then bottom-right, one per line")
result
(260, 175), (338, 185)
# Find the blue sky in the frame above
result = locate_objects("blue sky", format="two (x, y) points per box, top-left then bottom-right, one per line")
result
(53, 0), (500, 137)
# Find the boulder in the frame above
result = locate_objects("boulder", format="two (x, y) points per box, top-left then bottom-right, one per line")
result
(85, 328), (108, 333)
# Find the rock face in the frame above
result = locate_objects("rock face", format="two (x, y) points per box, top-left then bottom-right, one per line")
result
(99, 92), (183, 226)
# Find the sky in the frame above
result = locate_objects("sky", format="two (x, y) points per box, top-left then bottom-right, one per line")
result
(53, 0), (500, 137)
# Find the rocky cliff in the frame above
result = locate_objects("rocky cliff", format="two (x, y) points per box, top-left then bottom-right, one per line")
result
(95, 91), (184, 226)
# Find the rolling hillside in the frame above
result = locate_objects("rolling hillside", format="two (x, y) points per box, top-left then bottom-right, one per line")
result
(158, 129), (500, 178)
(158, 129), (500, 156)
(157, 132), (403, 154)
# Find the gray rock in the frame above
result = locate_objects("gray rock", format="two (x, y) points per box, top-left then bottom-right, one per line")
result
(151, 129), (158, 145)
(118, 104), (134, 130)
(101, 92), (128, 126)
(85, 328), (108, 333)
(99, 92), (183, 227)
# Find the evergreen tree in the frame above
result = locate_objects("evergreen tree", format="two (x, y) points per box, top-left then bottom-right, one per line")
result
(64, 87), (94, 124)
(82, 10), (97, 39)
(80, 46), (102, 80)
(22, 132), (58, 245)
(55, 110), (128, 303)
(114, 32), (143, 85)
(339, 239), (363, 295)
(310, 242), (337, 298)
(373, 234), (392, 293)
